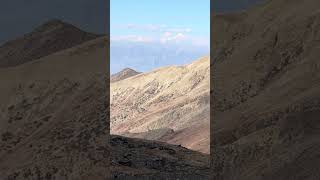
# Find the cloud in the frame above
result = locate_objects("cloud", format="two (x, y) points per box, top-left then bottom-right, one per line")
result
(162, 31), (172, 37)
(116, 24), (163, 31)
(111, 23), (208, 49)
(111, 33), (209, 49)
(144, 24), (161, 31)
(126, 24), (136, 29)
(175, 33), (185, 40)
(112, 23), (195, 45)
(111, 35), (154, 43)
(165, 28), (192, 33)
(160, 32), (187, 44)
(188, 36), (209, 47)
(115, 23), (192, 33)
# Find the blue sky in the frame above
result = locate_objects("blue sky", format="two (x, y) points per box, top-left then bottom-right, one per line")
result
(110, 0), (210, 73)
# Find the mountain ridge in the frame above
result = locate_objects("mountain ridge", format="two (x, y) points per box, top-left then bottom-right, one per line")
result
(110, 68), (141, 83)
(0, 19), (100, 68)
(111, 55), (210, 153)
(0, 21), (210, 179)
(211, 0), (320, 179)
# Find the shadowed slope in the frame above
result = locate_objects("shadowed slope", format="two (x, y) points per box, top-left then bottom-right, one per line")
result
(212, 0), (320, 179)
(0, 19), (100, 68)
(0, 22), (210, 179)
(110, 135), (209, 179)
(0, 35), (109, 179)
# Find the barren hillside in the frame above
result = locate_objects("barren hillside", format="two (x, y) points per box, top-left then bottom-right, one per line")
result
(0, 35), (109, 179)
(211, 0), (320, 179)
(110, 68), (141, 83)
(0, 19), (100, 68)
(111, 56), (210, 153)
(110, 135), (209, 179)
(0, 21), (210, 179)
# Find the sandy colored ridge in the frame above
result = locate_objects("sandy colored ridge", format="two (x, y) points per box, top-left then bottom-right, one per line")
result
(110, 68), (141, 83)
(111, 56), (210, 153)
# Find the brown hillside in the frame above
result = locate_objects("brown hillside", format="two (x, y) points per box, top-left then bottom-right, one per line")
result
(0, 35), (109, 179)
(0, 23), (210, 179)
(111, 56), (210, 153)
(0, 19), (100, 68)
(110, 68), (141, 83)
(211, 0), (320, 179)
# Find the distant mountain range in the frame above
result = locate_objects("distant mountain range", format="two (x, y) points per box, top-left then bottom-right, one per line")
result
(110, 41), (209, 73)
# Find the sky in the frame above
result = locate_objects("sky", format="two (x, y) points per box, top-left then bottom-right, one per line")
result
(0, 0), (264, 73)
(0, 0), (264, 45)
(110, 0), (210, 73)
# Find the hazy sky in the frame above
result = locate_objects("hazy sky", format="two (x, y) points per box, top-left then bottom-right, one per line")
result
(0, 0), (264, 45)
(110, 0), (210, 73)
(0, 0), (263, 73)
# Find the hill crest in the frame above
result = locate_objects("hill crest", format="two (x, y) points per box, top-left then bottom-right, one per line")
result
(0, 19), (100, 68)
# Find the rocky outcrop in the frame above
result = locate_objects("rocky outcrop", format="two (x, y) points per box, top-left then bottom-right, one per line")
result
(111, 68), (141, 83)
(110, 135), (209, 179)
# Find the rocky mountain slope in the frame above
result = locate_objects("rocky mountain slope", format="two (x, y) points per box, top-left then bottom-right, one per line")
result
(111, 56), (210, 153)
(110, 68), (141, 83)
(0, 21), (210, 179)
(0, 35), (109, 179)
(0, 19), (100, 68)
(211, 0), (320, 179)
(110, 135), (209, 179)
